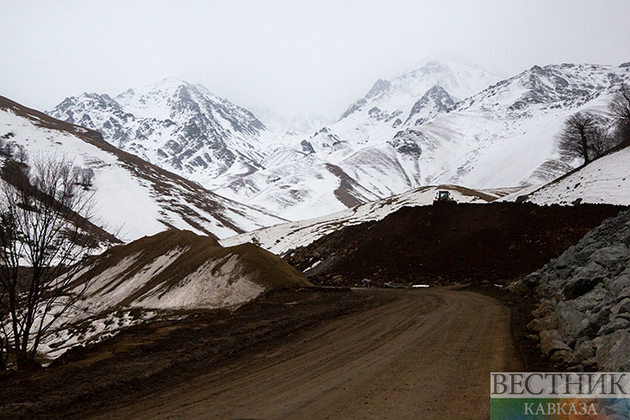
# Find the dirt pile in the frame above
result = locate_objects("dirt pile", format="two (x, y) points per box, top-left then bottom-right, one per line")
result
(35, 229), (313, 360)
(74, 229), (312, 311)
(285, 203), (625, 286)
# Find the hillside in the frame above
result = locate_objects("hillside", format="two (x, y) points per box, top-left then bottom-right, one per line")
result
(509, 143), (630, 206)
(0, 95), (285, 242)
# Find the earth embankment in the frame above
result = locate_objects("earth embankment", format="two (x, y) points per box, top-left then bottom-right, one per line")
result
(285, 203), (624, 286)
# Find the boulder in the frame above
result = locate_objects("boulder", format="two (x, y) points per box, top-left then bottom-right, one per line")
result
(531, 298), (556, 318)
(596, 330), (630, 371)
(588, 306), (612, 330)
(569, 340), (596, 365)
(555, 301), (588, 341)
(562, 261), (608, 300)
(610, 275), (630, 296)
(598, 317), (630, 335)
(590, 245), (630, 271)
(612, 298), (630, 315)
(573, 243), (600, 266)
(539, 329), (571, 356)
(574, 284), (613, 312)
(555, 246), (576, 269)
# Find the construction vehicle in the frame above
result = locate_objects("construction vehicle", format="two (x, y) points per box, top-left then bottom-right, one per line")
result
(433, 190), (456, 205)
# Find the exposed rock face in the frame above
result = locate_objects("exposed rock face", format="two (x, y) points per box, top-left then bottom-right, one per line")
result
(512, 208), (630, 371)
(48, 79), (272, 187)
(405, 85), (455, 126)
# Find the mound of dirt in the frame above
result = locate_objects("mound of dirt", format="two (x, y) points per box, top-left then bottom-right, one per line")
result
(285, 203), (625, 286)
(73, 229), (312, 311)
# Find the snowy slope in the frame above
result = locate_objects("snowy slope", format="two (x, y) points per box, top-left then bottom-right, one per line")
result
(507, 144), (630, 206)
(417, 63), (630, 188)
(220, 184), (504, 255)
(0, 95), (285, 242)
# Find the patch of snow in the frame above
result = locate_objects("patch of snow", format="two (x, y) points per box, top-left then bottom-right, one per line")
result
(133, 254), (265, 309)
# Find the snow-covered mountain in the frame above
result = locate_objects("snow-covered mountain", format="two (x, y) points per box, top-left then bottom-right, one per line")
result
(209, 61), (502, 218)
(47, 62), (630, 222)
(1, 95), (285, 242)
(214, 61), (630, 220)
(334, 60), (500, 139)
(47, 78), (278, 189)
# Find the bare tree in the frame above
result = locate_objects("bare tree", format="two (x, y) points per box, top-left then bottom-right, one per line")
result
(558, 112), (607, 165)
(609, 83), (630, 145)
(0, 154), (96, 369)
(0, 292), (8, 370)
(73, 167), (95, 189)
(588, 123), (617, 159)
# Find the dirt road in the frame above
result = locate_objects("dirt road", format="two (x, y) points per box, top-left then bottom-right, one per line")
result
(96, 288), (522, 420)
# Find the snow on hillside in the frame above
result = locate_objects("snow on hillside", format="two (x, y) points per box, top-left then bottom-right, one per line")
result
(220, 184), (504, 255)
(0, 96), (285, 242)
(39, 229), (311, 359)
(509, 145), (630, 206)
(421, 63), (630, 188)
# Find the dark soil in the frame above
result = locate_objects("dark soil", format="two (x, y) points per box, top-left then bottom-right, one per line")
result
(0, 288), (383, 420)
(285, 202), (625, 286)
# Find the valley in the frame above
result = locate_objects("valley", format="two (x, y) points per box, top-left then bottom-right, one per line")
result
(1, 56), (630, 419)
(0, 202), (624, 419)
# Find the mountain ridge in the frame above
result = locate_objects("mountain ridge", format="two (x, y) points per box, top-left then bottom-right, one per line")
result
(45, 61), (630, 221)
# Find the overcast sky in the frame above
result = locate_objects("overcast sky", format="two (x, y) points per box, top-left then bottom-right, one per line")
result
(1, 0), (629, 119)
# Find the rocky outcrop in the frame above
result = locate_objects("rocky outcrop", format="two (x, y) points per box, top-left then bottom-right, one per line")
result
(511, 208), (630, 371)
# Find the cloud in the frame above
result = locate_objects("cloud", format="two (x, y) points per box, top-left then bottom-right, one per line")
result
(1, 0), (629, 118)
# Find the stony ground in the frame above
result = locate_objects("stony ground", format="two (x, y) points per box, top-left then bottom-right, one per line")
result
(514, 208), (630, 372)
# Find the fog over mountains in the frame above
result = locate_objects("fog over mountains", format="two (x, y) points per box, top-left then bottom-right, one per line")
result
(47, 60), (630, 221)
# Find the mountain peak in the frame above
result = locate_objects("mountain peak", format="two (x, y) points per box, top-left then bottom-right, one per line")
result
(365, 79), (392, 100)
